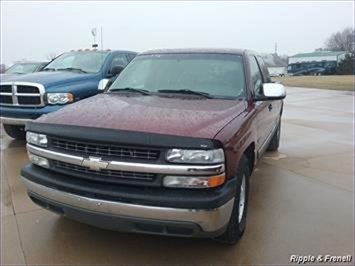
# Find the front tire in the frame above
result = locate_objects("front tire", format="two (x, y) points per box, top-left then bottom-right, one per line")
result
(267, 119), (281, 152)
(3, 124), (26, 139)
(215, 155), (250, 245)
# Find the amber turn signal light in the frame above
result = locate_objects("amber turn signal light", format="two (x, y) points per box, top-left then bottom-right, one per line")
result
(207, 174), (226, 188)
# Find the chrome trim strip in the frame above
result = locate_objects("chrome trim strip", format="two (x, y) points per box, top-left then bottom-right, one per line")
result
(108, 160), (224, 175)
(0, 82), (45, 107)
(15, 93), (41, 96)
(12, 83), (18, 105)
(26, 144), (225, 175)
(0, 117), (33, 125)
(0, 92), (41, 96)
(27, 144), (84, 165)
(22, 177), (234, 232)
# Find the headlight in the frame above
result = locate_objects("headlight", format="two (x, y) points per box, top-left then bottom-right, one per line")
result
(26, 132), (47, 147)
(47, 93), (74, 104)
(166, 148), (224, 164)
(163, 174), (225, 188)
(28, 153), (49, 169)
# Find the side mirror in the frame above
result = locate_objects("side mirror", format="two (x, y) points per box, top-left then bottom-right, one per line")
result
(98, 78), (110, 92)
(108, 65), (124, 77)
(255, 83), (286, 101)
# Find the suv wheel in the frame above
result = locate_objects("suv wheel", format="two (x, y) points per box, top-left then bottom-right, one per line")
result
(267, 119), (281, 152)
(215, 155), (250, 245)
(3, 124), (26, 139)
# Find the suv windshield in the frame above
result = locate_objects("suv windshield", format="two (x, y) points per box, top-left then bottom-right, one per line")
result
(5, 63), (40, 74)
(43, 51), (109, 73)
(109, 53), (246, 99)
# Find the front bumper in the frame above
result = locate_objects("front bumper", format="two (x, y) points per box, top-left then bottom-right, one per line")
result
(0, 105), (63, 125)
(22, 176), (234, 237)
(0, 116), (33, 125)
(21, 161), (238, 237)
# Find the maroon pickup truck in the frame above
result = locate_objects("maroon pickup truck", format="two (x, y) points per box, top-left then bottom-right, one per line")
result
(21, 49), (286, 244)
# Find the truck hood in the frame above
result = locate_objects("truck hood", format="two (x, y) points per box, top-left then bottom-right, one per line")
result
(35, 94), (246, 139)
(2, 71), (98, 88)
(0, 73), (19, 82)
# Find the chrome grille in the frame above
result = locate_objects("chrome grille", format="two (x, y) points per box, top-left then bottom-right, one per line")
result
(0, 82), (45, 107)
(51, 138), (160, 161)
(52, 160), (157, 183)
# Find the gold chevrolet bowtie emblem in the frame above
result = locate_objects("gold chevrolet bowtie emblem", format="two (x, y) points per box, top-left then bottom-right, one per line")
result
(82, 156), (108, 171)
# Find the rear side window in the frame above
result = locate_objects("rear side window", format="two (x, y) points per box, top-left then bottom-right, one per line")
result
(249, 56), (263, 96)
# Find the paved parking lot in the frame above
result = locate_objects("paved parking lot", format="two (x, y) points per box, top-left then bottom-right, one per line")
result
(1, 87), (354, 265)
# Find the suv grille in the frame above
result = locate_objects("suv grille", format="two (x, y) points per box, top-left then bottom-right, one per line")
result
(52, 160), (157, 184)
(51, 138), (160, 161)
(0, 83), (44, 107)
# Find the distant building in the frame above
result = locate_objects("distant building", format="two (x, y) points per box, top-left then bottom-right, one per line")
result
(287, 51), (346, 75)
(262, 53), (288, 77)
(268, 67), (287, 77)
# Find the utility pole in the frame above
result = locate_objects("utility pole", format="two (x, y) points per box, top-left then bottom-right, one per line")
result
(100, 26), (103, 51)
(91, 28), (98, 48)
(274, 42), (278, 55)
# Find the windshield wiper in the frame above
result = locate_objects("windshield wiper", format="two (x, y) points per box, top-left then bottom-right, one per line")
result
(42, 67), (56, 71)
(157, 89), (213, 98)
(109, 87), (151, 95)
(57, 67), (87, 73)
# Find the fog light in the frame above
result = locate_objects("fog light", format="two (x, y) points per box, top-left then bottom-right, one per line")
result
(163, 174), (225, 188)
(28, 153), (49, 169)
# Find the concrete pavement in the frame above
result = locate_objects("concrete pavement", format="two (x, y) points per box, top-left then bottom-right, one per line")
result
(1, 87), (354, 265)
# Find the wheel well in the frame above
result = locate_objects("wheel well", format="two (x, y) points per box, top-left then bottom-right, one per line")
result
(243, 143), (255, 172)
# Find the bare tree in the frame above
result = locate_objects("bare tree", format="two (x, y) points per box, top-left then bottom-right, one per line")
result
(46, 53), (57, 61)
(325, 27), (354, 54)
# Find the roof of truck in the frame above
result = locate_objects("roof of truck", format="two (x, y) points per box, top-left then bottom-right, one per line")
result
(68, 49), (137, 54)
(140, 48), (246, 55)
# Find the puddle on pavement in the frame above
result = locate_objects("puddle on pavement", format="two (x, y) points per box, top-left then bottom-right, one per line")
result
(263, 153), (287, 160)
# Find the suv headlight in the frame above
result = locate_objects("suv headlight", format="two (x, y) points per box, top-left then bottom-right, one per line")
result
(166, 148), (224, 164)
(26, 132), (47, 147)
(163, 174), (225, 188)
(47, 93), (74, 104)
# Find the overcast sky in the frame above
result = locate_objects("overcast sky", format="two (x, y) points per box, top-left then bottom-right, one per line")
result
(1, 1), (353, 65)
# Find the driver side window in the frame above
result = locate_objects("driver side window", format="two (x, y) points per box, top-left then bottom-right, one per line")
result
(249, 56), (263, 97)
(110, 54), (128, 69)
(107, 54), (129, 79)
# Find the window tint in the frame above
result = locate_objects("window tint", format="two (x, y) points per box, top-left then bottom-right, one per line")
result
(110, 54), (128, 69)
(256, 56), (271, 82)
(249, 56), (263, 96)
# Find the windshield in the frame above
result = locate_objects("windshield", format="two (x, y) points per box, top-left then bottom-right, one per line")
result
(43, 51), (109, 73)
(5, 63), (39, 74)
(109, 53), (246, 99)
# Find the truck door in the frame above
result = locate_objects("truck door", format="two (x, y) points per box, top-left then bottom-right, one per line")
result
(256, 56), (282, 140)
(248, 55), (273, 154)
